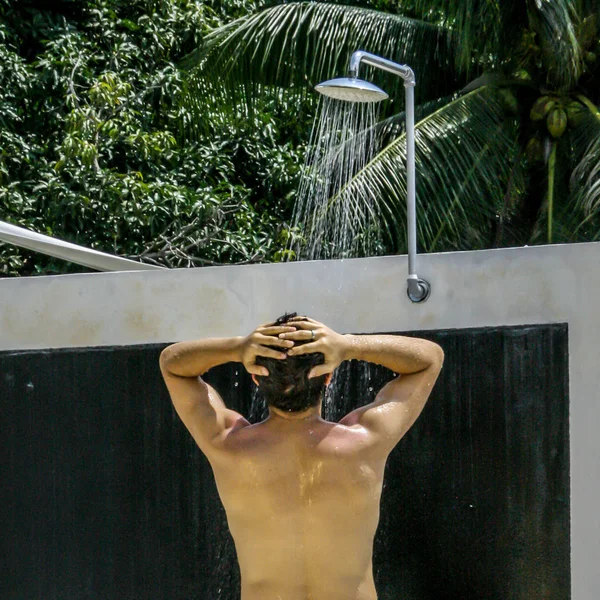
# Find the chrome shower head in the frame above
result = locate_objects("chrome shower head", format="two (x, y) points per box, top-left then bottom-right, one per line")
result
(313, 50), (428, 302)
(314, 77), (388, 103)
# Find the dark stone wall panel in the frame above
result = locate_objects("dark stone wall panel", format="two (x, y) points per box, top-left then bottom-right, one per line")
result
(0, 324), (569, 600)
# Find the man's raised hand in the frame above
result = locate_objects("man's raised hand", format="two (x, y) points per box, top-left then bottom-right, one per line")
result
(279, 317), (347, 378)
(240, 323), (296, 376)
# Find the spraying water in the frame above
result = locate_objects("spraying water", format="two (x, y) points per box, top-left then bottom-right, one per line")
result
(288, 96), (381, 260)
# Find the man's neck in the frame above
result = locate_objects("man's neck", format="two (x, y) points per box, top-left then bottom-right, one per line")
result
(268, 405), (322, 422)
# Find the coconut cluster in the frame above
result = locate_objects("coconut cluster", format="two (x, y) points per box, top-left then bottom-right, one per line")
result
(529, 96), (585, 139)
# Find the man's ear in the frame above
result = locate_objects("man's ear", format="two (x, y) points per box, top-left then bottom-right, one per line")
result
(251, 374), (260, 387)
(325, 373), (333, 386)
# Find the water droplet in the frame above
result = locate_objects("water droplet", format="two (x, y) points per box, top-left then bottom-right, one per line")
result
(368, 387), (373, 392)
(26, 382), (34, 391)
(234, 382), (239, 387)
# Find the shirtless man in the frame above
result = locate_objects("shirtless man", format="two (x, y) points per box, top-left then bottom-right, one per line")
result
(159, 314), (444, 600)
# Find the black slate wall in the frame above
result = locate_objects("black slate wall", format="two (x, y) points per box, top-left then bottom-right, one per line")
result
(0, 324), (570, 599)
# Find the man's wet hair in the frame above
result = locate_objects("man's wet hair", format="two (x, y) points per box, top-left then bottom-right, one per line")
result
(255, 312), (327, 413)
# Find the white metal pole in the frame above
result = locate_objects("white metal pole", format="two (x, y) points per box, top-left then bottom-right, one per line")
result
(405, 82), (417, 278)
(0, 221), (164, 273)
(348, 51), (430, 302)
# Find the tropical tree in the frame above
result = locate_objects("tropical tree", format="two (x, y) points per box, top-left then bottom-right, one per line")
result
(184, 0), (600, 254)
(0, 0), (306, 276)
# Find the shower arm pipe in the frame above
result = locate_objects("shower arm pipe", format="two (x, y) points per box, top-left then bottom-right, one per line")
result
(349, 51), (415, 84)
(350, 51), (430, 303)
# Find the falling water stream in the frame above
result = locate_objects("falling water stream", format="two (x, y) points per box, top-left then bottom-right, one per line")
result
(253, 96), (385, 420)
(288, 96), (381, 260)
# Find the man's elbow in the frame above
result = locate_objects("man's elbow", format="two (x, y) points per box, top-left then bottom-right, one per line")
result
(427, 342), (444, 369)
(159, 345), (177, 372)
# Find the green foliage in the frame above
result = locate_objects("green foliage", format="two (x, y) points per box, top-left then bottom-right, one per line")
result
(184, 1), (461, 120)
(3, 0), (600, 277)
(335, 87), (518, 253)
(191, 0), (600, 253)
(0, 0), (306, 276)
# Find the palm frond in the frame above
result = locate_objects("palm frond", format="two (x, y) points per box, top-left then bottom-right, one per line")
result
(376, 94), (454, 147)
(527, 0), (584, 89)
(412, 0), (504, 72)
(182, 2), (459, 125)
(565, 109), (600, 238)
(328, 86), (519, 253)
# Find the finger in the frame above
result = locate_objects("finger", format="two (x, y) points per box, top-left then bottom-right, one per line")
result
(287, 342), (319, 356)
(286, 321), (318, 331)
(256, 346), (288, 360)
(288, 316), (320, 325)
(258, 320), (276, 328)
(246, 364), (269, 376)
(278, 330), (314, 341)
(309, 364), (333, 378)
(256, 334), (294, 348)
(258, 326), (297, 336)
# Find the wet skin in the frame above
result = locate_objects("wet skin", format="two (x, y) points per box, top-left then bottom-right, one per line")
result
(208, 405), (385, 600)
(160, 319), (444, 600)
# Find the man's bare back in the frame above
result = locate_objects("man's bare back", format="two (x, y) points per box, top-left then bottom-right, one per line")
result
(211, 416), (384, 599)
(160, 316), (444, 600)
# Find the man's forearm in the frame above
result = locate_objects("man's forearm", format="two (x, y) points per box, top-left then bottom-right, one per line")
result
(342, 334), (443, 374)
(159, 337), (244, 377)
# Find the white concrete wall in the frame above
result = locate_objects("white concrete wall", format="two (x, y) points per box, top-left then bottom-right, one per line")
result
(1, 242), (598, 598)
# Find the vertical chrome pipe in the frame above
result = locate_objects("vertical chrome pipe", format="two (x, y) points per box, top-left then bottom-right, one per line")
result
(349, 50), (430, 302)
(405, 82), (417, 277)
(404, 83), (430, 303)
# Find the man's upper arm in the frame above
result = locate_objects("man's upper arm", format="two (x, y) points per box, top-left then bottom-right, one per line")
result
(159, 362), (249, 456)
(339, 361), (443, 452)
